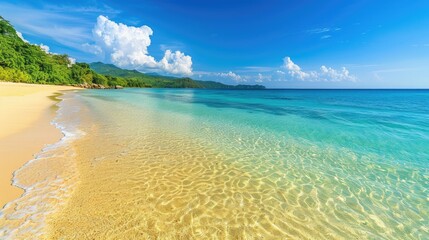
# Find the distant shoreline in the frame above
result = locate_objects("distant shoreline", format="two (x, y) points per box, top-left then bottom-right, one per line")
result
(2, 81), (427, 91)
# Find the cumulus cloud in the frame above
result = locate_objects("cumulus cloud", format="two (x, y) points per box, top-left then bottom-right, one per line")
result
(92, 15), (157, 68)
(320, 66), (355, 82)
(284, 57), (316, 80)
(87, 15), (192, 75)
(195, 57), (355, 84)
(284, 57), (355, 82)
(218, 71), (242, 82)
(194, 71), (245, 83)
(158, 50), (192, 75)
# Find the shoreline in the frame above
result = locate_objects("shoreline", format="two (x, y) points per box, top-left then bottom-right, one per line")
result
(0, 82), (79, 208)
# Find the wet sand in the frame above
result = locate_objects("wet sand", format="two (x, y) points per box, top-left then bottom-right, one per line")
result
(0, 82), (78, 207)
(1, 87), (427, 239)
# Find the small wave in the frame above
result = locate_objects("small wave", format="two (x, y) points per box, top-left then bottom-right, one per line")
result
(0, 92), (84, 239)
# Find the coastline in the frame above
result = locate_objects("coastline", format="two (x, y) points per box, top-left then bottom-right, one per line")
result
(0, 82), (79, 208)
(0, 86), (427, 238)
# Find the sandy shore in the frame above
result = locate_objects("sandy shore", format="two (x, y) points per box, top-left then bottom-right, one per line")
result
(0, 82), (79, 208)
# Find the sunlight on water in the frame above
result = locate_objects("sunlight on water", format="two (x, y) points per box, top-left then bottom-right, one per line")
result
(2, 89), (429, 239)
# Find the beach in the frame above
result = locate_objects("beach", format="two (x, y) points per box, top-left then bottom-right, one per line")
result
(1, 87), (428, 239)
(1, 1), (428, 238)
(0, 82), (77, 207)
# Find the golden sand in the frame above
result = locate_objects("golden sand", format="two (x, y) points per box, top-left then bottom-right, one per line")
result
(0, 82), (78, 207)
(40, 97), (366, 239)
(40, 93), (426, 239)
(2, 87), (426, 239)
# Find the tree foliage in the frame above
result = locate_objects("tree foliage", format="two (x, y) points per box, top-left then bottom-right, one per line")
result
(0, 16), (103, 85)
(0, 16), (265, 89)
(90, 62), (265, 89)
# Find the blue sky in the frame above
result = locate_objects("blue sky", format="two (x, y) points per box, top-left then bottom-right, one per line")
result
(1, 0), (429, 88)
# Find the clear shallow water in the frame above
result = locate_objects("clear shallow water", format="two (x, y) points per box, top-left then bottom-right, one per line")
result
(0, 92), (82, 239)
(2, 89), (429, 239)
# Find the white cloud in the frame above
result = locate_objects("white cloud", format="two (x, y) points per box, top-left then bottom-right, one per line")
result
(92, 15), (157, 68)
(82, 43), (102, 55)
(240, 66), (275, 73)
(284, 57), (356, 82)
(220, 71), (241, 81)
(320, 66), (355, 82)
(160, 42), (185, 52)
(194, 71), (245, 83)
(16, 31), (29, 43)
(321, 35), (331, 39)
(194, 57), (356, 84)
(39, 44), (50, 53)
(256, 73), (272, 82)
(158, 50), (192, 75)
(274, 70), (287, 81)
(255, 73), (264, 83)
(0, 2), (92, 49)
(67, 57), (76, 67)
(284, 57), (316, 80)
(37, 43), (76, 67)
(88, 15), (192, 75)
(307, 27), (341, 34)
(372, 68), (417, 81)
(307, 28), (331, 34)
(218, 71), (243, 82)
(307, 27), (341, 40)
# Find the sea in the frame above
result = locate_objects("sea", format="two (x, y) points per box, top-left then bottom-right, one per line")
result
(1, 89), (428, 239)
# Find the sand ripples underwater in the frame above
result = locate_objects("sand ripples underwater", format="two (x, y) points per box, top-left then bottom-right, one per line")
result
(2, 89), (429, 239)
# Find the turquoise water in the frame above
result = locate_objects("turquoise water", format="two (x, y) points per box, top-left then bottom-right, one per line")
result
(61, 89), (429, 239)
(51, 89), (429, 238)
(65, 89), (429, 239)
(90, 89), (429, 165)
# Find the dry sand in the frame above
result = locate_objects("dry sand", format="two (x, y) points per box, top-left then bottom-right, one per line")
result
(0, 82), (79, 208)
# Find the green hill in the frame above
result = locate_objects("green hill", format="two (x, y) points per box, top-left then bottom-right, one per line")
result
(0, 16), (112, 86)
(0, 16), (264, 89)
(89, 62), (265, 89)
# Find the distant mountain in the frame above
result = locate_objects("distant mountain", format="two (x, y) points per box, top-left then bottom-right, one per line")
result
(0, 15), (264, 90)
(89, 62), (265, 89)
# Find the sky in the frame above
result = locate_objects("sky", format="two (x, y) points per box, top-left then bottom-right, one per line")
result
(1, 0), (429, 88)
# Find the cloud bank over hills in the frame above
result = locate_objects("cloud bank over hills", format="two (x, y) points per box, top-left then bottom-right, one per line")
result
(85, 15), (193, 76)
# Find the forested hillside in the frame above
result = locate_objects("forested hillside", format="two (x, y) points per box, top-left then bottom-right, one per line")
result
(90, 62), (265, 89)
(0, 16), (115, 86)
(0, 16), (264, 89)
